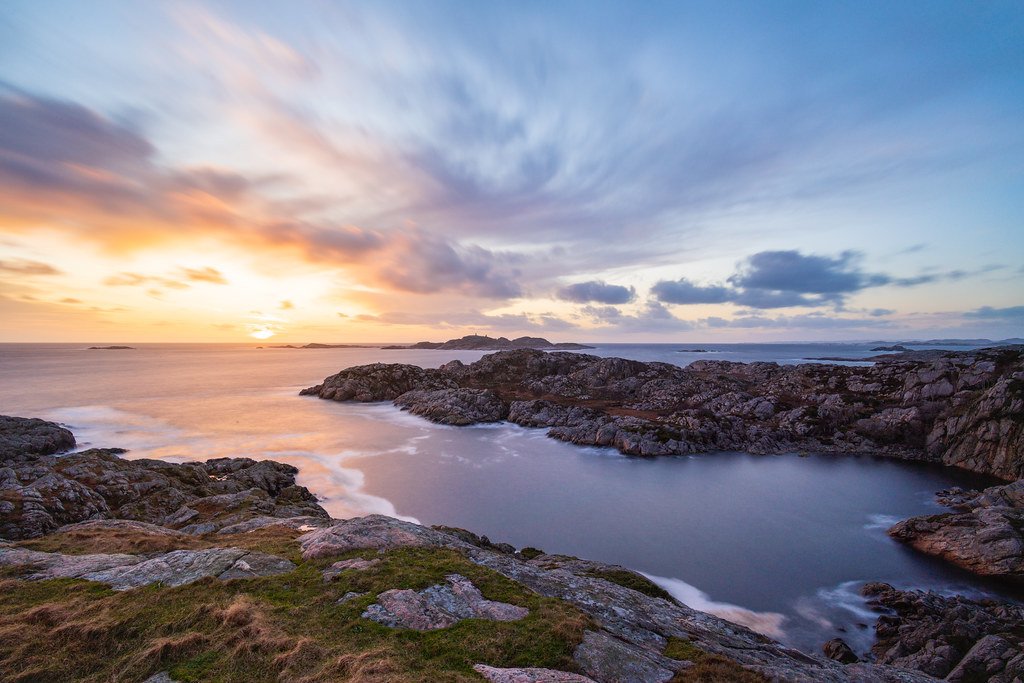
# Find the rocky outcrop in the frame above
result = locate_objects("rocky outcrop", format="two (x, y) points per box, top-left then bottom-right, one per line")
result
(304, 346), (1024, 480)
(0, 416), (329, 540)
(0, 544), (295, 589)
(301, 516), (930, 682)
(362, 573), (529, 630)
(888, 480), (1024, 578)
(393, 388), (508, 425)
(0, 415), (75, 460)
(383, 335), (594, 351)
(863, 582), (1024, 682)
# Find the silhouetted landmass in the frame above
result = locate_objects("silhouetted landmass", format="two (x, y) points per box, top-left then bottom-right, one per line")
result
(86, 346), (134, 350)
(382, 335), (593, 351)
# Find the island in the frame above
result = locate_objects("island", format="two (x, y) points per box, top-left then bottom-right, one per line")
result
(382, 334), (594, 351)
(870, 345), (910, 352)
(3, 413), (1012, 682)
(86, 345), (134, 350)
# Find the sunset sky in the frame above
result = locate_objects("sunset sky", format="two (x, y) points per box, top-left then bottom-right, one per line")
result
(1, 1), (1022, 343)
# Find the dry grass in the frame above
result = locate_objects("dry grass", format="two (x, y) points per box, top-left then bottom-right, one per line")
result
(665, 637), (768, 683)
(1, 537), (593, 682)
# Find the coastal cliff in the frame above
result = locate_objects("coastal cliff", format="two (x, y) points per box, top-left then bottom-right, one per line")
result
(0, 416), (967, 682)
(302, 346), (1024, 480)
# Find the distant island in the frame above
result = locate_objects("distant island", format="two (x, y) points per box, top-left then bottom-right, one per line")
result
(382, 335), (594, 351)
(870, 345), (909, 352)
(86, 345), (134, 350)
(675, 348), (710, 353)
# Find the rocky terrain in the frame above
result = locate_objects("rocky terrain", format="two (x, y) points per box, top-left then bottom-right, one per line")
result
(888, 480), (1024, 578)
(303, 345), (1024, 480)
(0, 414), (985, 682)
(382, 335), (594, 351)
(862, 582), (1024, 682)
(0, 417), (329, 540)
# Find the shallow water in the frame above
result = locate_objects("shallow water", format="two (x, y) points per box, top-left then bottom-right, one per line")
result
(0, 341), (1011, 653)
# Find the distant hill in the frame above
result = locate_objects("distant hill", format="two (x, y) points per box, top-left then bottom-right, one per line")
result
(382, 335), (594, 351)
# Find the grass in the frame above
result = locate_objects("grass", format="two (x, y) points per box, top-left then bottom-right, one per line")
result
(663, 637), (768, 683)
(580, 568), (677, 603)
(0, 532), (592, 683)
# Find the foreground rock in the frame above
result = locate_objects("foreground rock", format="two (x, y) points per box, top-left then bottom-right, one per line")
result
(302, 515), (929, 682)
(863, 582), (1024, 682)
(0, 416), (329, 540)
(363, 573), (529, 630)
(304, 346), (1024, 480)
(888, 480), (1024, 578)
(473, 664), (597, 682)
(0, 544), (295, 589)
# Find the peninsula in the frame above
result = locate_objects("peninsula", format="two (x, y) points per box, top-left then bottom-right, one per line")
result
(382, 335), (595, 351)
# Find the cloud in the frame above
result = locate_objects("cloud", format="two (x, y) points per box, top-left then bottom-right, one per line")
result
(358, 308), (576, 333)
(557, 280), (635, 304)
(728, 250), (886, 295)
(179, 266), (227, 284)
(103, 272), (189, 290)
(964, 305), (1024, 320)
(0, 259), (63, 276)
(279, 300), (294, 310)
(581, 301), (694, 332)
(60, 297), (82, 304)
(650, 279), (731, 305)
(653, 249), (980, 310)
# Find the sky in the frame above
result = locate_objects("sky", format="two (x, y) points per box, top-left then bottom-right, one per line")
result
(0, 0), (1022, 343)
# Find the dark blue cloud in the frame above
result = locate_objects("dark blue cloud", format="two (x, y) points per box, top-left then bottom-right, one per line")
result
(557, 280), (635, 304)
(652, 249), (984, 310)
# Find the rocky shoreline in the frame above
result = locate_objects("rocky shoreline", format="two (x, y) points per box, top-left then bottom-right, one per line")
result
(1, 413), (1023, 681)
(301, 346), (1024, 480)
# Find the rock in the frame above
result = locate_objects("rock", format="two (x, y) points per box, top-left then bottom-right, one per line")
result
(0, 415), (75, 460)
(299, 514), (471, 559)
(823, 638), (859, 664)
(322, 557), (381, 581)
(473, 664), (597, 682)
(394, 388), (508, 425)
(0, 423), (329, 540)
(216, 515), (335, 535)
(888, 478), (1024, 578)
(0, 545), (294, 589)
(573, 630), (681, 683)
(319, 515), (931, 682)
(302, 346), (1024, 479)
(362, 573), (528, 630)
(862, 582), (1024, 681)
(0, 545), (143, 579)
(83, 547), (294, 589)
(336, 591), (367, 604)
(141, 673), (178, 683)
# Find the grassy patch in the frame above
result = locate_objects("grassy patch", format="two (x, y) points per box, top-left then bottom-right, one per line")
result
(582, 568), (677, 603)
(0, 540), (592, 682)
(663, 637), (768, 683)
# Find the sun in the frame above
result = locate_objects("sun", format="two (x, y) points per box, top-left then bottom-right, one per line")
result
(249, 327), (275, 340)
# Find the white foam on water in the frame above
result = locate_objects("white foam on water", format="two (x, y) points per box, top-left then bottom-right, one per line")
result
(642, 572), (788, 639)
(864, 514), (902, 530)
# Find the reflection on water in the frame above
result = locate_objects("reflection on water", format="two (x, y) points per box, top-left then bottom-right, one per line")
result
(0, 342), (1011, 653)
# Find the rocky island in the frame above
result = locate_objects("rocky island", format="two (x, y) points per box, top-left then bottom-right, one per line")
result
(87, 345), (135, 350)
(0, 415), (958, 682)
(382, 335), (595, 351)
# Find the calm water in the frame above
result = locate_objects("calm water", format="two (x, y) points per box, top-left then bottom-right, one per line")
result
(0, 342), (1010, 653)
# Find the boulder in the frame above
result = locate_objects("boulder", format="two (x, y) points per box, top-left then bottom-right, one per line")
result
(362, 574), (528, 630)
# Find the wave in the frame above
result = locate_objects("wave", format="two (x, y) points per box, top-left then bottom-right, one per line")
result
(642, 572), (787, 639)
